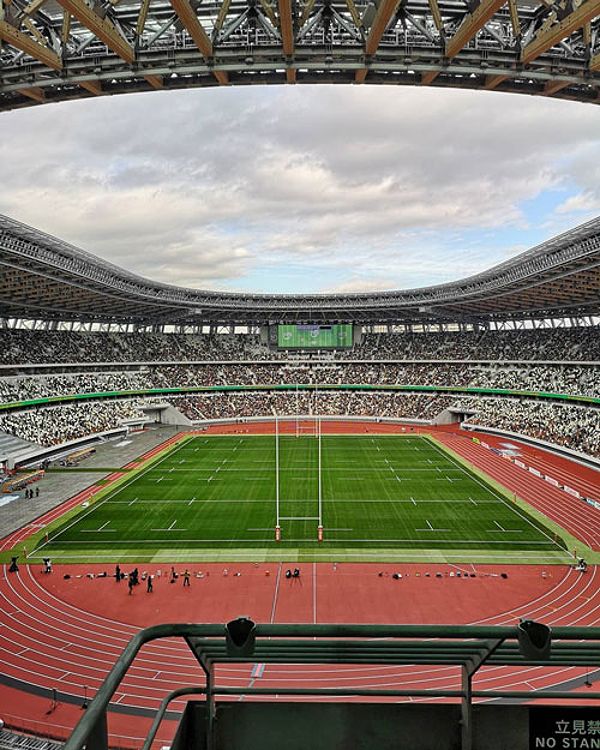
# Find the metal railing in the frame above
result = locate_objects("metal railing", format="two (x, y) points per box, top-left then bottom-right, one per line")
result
(63, 622), (600, 750)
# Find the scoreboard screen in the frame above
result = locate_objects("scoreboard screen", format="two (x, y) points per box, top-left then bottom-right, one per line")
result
(277, 324), (353, 349)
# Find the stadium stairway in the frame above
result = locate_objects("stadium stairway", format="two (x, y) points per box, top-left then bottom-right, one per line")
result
(0, 729), (63, 750)
(0, 432), (41, 467)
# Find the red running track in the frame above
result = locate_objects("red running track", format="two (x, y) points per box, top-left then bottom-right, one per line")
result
(468, 432), (600, 504)
(1, 561), (600, 746)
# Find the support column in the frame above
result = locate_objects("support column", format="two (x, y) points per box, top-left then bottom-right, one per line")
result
(87, 709), (109, 750)
(461, 666), (472, 750)
(206, 664), (216, 750)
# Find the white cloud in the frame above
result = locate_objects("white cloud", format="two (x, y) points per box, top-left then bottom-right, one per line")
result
(556, 192), (600, 216)
(0, 86), (599, 292)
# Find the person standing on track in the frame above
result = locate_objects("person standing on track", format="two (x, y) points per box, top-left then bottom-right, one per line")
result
(183, 569), (190, 587)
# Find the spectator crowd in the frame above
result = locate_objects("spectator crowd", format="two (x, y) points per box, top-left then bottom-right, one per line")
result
(0, 326), (598, 457)
(0, 325), (599, 365)
(0, 400), (142, 447)
(0, 361), (600, 403)
(0, 361), (599, 401)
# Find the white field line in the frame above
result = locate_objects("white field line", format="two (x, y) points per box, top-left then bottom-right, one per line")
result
(279, 516), (320, 521)
(23, 551), (568, 563)
(38, 438), (191, 550)
(487, 520), (522, 534)
(143, 466), (462, 472)
(151, 520), (186, 532)
(427, 441), (564, 551)
(415, 520), (451, 532)
(52, 537), (557, 546)
(102, 497), (500, 505)
(81, 528), (116, 534)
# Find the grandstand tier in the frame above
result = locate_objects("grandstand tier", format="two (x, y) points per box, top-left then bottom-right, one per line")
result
(0, 333), (599, 458)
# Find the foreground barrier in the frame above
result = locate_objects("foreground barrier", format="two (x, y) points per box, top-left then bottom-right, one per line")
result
(63, 622), (600, 750)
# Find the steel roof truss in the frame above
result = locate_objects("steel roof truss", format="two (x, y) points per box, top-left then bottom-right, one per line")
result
(145, 14), (176, 45)
(522, 0), (600, 63)
(445, 0), (506, 58)
(0, 17), (63, 67)
(55, 0), (135, 62)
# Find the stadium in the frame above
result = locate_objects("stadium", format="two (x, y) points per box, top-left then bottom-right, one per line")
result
(1, 0), (600, 745)
(0, 205), (598, 748)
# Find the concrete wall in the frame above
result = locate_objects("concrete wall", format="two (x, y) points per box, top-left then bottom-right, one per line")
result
(172, 701), (530, 750)
(142, 404), (193, 426)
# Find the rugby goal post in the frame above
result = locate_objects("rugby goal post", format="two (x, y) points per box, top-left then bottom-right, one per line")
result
(274, 414), (324, 542)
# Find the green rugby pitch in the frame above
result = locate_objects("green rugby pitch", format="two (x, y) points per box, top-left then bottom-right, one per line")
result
(34, 434), (569, 563)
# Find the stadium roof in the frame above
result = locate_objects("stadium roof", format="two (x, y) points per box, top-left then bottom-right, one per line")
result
(1, 211), (600, 326)
(0, 0), (599, 111)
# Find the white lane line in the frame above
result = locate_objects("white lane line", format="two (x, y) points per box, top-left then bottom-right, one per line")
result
(270, 563), (282, 623)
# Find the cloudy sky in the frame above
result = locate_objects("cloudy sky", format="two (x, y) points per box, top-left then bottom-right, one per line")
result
(0, 85), (599, 294)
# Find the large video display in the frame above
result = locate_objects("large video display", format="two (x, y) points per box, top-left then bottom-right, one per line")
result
(277, 324), (353, 349)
